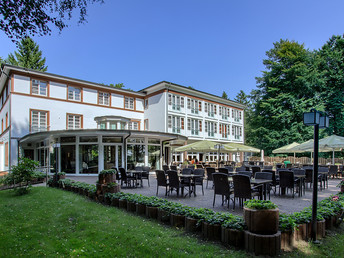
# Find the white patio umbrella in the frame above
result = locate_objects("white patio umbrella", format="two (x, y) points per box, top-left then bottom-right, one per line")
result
(272, 142), (300, 163)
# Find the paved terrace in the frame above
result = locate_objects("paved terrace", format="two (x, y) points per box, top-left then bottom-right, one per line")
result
(66, 175), (341, 216)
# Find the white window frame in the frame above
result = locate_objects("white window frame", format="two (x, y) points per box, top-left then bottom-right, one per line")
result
(125, 96), (134, 109)
(67, 114), (82, 129)
(68, 86), (81, 101)
(32, 79), (47, 96)
(30, 110), (48, 132)
(99, 92), (110, 106)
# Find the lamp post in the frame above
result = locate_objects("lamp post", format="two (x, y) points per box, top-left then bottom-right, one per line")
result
(303, 109), (329, 243)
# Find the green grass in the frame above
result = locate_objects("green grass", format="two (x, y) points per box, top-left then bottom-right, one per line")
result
(0, 187), (246, 257)
(1, 187), (343, 257)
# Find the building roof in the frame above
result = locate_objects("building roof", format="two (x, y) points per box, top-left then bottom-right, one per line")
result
(140, 81), (246, 109)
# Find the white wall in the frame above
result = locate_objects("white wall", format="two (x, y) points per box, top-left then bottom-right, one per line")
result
(13, 74), (30, 94)
(50, 81), (67, 99)
(144, 92), (166, 132)
(111, 93), (124, 108)
(83, 88), (97, 104)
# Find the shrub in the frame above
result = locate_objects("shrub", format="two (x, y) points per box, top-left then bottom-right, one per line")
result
(279, 213), (297, 232)
(244, 199), (278, 210)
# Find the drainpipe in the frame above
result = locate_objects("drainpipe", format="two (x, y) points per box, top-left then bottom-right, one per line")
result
(123, 132), (131, 170)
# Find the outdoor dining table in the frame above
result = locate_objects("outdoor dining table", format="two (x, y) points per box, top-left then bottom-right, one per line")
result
(127, 170), (143, 188)
(178, 174), (204, 197)
(294, 174), (306, 197)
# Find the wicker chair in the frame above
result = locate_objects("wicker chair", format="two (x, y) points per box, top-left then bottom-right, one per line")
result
(218, 167), (229, 174)
(255, 172), (273, 199)
(167, 170), (184, 196)
(206, 167), (215, 189)
(279, 170), (296, 198)
(119, 167), (135, 188)
(213, 173), (233, 209)
(170, 165), (178, 171)
(141, 166), (150, 187)
(155, 170), (169, 196)
(262, 169), (278, 195)
(238, 171), (252, 178)
(224, 166), (234, 172)
(193, 168), (205, 195)
(162, 165), (169, 174)
(251, 166), (261, 177)
(328, 165), (338, 179)
(292, 168), (306, 196)
(232, 174), (261, 210)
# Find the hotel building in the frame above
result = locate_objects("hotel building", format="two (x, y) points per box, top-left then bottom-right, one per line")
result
(0, 64), (245, 174)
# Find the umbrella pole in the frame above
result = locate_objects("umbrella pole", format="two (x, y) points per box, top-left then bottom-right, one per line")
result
(294, 152), (296, 164)
(333, 149), (335, 165)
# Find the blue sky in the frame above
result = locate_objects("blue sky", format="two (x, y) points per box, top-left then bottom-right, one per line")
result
(1, 0), (344, 99)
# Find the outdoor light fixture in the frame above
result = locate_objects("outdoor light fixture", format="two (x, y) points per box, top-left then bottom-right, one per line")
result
(303, 109), (329, 243)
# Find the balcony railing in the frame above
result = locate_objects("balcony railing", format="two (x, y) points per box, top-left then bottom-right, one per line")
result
(191, 129), (199, 136)
(172, 127), (181, 133)
(172, 104), (181, 111)
(30, 125), (49, 133)
(191, 108), (199, 114)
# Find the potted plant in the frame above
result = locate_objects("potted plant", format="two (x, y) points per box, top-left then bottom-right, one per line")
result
(184, 208), (214, 233)
(169, 203), (188, 228)
(57, 172), (66, 180)
(301, 208), (325, 239)
(144, 197), (167, 219)
(201, 212), (231, 241)
(157, 202), (173, 223)
(221, 214), (246, 248)
(279, 214), (296, 251)
(244, 199), (279, 235)
(136, 195), (149, 215)
(291, 211), (310, 241)
(111, 192), (125, 207)
(126, 194), (139, 212)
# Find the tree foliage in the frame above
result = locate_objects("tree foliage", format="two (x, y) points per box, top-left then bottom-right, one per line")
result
(221, 91), (229, 100)
(6, 37), (48, 71)
(248, 39), (323, 155)
(0, 0), (103, 42)
(316, 35), (344, 136)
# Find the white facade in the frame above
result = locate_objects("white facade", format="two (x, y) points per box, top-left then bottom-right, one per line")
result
(0, 65), (245, 172)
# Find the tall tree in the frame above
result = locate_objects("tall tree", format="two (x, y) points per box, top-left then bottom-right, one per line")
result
(0, 0), (104, 41)
(249, 39), (323, 154)
(316, 35), (344, 136)
(7, 37), (48, 71)
(235, 90), (253, 144)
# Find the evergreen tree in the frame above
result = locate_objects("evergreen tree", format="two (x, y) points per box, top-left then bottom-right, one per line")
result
(316, 35), (344, 136)
(221, 91), (229, 100)
(7, 37), (47, 71)
(249, 39), (323, 154)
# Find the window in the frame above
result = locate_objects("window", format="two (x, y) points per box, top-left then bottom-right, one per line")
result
(1, 119), (3, 133)
(206, 103), (215, 117)
(68, 86), (81, 101)
(125, 96), (134, 109)
(67, 114), (82, 129)
(171, 95), (181, 111)
(32, 79), (47, 96)
(129, 121), (139, 130)
(187, 99), (191, 109)
(187, 118), (191, 130)
(181, 117), (184, 129)
(168, 116), (172, 128)
(100, 122), (106, 129)
(110, 122), (117, 129)
(199, 120), (202, 132)
(168, 94), (172, 105)
(99, 92), (110, 106)
(144, 99), (149, 109)
(5, 112), (8, 128)
(187, 118), (200, 135)
(198, 102), (202, 112)
(206, 121), (216, 137)
(181, 97), (184, 108)
(144, 119), (149, 130)
(30, 109), (49, 132)
(5, 142), (8, 167)
(220, 124), (229, 138)
(190, 99), (199, 114)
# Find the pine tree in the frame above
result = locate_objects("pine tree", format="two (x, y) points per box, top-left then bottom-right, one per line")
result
(7, 37), (47, 71)
(221, 91), (229, 100)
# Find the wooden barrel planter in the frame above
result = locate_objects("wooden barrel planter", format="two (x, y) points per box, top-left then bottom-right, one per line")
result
(244, 207), (279, 235)
(104, 195), (112, 205)
(334, 211), (343, 227)
(202, 222), (221, 241)
(221, 227), (244, 248)
(307, 220), (326, 239)
(157, 209), (170, 223)
(146, 206), (158, 219)
(119, 199), (127, 209)
(98, 174), (106, 184)
(104, 174), (115, 184)
(170, 214), (185, 228)
(185, 217), (201, 233)
(245, 230), (281, 256)
(294, 223), (307, 241)
(325, 216), (334, 230)
(97, 194), (104, 203)
(96, 183), (102, 195)
(111, 197), (120, 207)
(136, 203), (146, 216)
(127, 201), (136, 212)
(281, 230), (294, 251)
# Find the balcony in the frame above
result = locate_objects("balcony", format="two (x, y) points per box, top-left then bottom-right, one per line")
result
(172, 104), (181, 111)
(30, 125), (49, 133)
(172, 127), (181, 134)
(191, 129), (199, 136)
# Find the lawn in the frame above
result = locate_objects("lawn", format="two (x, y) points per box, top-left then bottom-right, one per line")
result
(0, 187), (343, 257)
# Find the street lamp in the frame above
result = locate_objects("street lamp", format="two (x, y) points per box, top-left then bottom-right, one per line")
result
(303, 109), (329, 243)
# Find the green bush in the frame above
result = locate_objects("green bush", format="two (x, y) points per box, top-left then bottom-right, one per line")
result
(244, 199), (278, 210)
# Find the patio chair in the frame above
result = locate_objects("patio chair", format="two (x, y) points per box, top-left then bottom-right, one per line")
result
(251, 166), (261, 177)
(238, 171), (252, 178)
(292, 168), (306, 196)
(328, 165), (338, 179)
(258, 161), (264, 167)
(119, 167), (135, 188)
(224, 166), (234, 172)
(141, 166), (150, 187)
(262, 169), (278, 195)
(236, 166), (246, 172)
(170, 165), (178, 171)
(339, 165), (344, 178)
(263, 165), (273, 170)
(206, 167), (215, 189)
(196, 164), (203, 169)
(276, 163), (283, 169)
(218, 167), (229, 174)
(318, 166), (329, 189)
(187, 165), (195, 170)
(255, 172), (273, 199)
(181, 168), (192, 186)
(279, 170), (296, 198)
(213, 173), (233, 209)
(162, 165), (169, 174)
(193, 168), (205, 195)
(167, 170), (184, 197)
(232, 174), (261, 210)
(155, 170), (169, 196)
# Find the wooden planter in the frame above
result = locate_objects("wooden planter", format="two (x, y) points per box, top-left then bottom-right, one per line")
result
(111, 198), (120, 207)
(185, 217), (201, 233)
(97, 194), (104, 203)
(221, 226), (244, 248)
(334, 211), (343, 227)
(281, 230), (294, 251)
(146, 206), (158, 219)
(136, 203), (146, 216)
(306, 220), (325, 239)
(341, 185), (344, 193)
(157, 209), (170, 223)
(244, 207), (279, 235)
(202, 222), (221, 241)
(127, 201), (137, 212)
(245, 230), (281, 256)
(103, 185), (121, 194)
(294, 223), (307, 241)
(98, 174), (106, 184)
(104, 174), (115, 184)
(96, 183), (102, 195)
(104, 195), (112, 205)
(170, 214), (185, 228)
(59, 174), (66, 180)
(325, 216), (334, 230)
(119, 199), (127, 209)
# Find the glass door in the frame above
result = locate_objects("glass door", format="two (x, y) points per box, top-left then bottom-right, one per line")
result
(104, 144), (123, 170)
